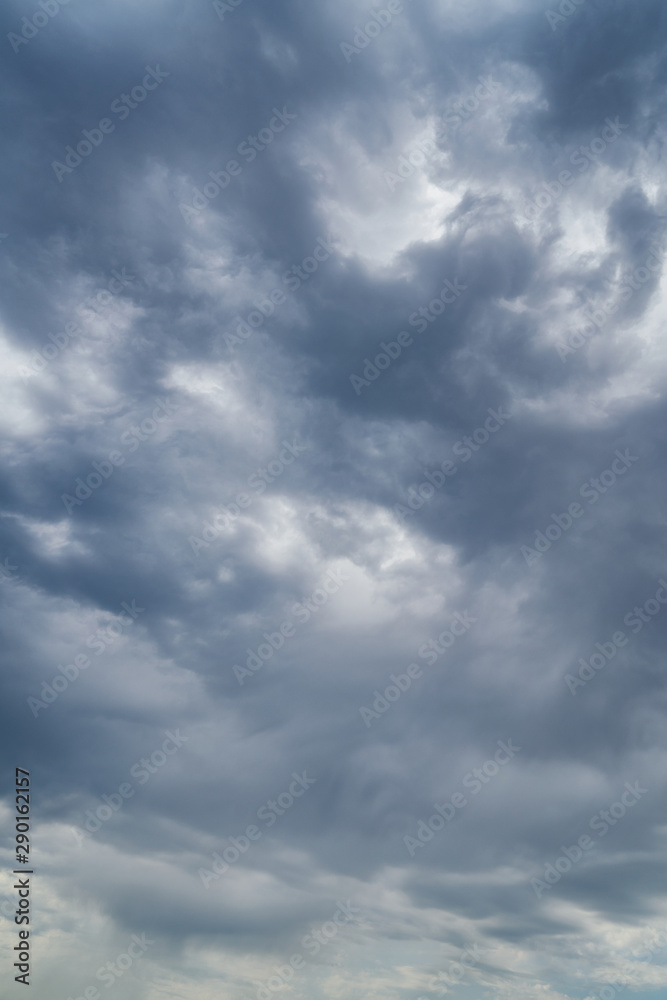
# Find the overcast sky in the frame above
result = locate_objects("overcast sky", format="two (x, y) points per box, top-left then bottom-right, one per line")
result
(2, 1), (667, 999)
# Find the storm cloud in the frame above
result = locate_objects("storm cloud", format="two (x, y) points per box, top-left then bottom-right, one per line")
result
(2, 1), (667, 999)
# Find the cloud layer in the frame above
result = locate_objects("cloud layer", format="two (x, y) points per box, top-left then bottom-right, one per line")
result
(2, 1), (667, 998)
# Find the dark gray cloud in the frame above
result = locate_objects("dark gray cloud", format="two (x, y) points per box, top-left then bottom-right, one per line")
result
(2, 1), (667, 998)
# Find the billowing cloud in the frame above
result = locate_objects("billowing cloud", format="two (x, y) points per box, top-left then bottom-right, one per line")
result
(2, 1), (667, 998)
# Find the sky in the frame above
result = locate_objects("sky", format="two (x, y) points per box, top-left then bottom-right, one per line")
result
(2, 0), (667, 998)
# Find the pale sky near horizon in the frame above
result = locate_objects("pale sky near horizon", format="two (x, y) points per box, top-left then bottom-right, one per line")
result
(2, 1), (667, 999)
